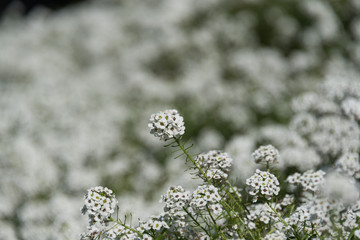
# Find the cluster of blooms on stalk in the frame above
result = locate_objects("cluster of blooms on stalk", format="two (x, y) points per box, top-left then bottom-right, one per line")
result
(81, 186), (118, 224)
(80, 108), (360, 240)
(246, 169), (280, 202)
(190, 184), (222, 215)
(148, 109), (185, 141)
(194, 150), (232, 183)
(252, 145), (280, 165)
(287, 170), (326, 192)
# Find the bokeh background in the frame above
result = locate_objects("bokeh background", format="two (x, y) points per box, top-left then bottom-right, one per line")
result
(0, 0), (359, 239)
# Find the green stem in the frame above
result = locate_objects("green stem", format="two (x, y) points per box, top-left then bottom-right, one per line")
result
(182, 207), (210, 236)
(175, 137), (257, 240)
(174, 137), (211, 184)
(266, 203), (301, 240)
(109, 218), (143, 237)
(220, 199), (256, 240)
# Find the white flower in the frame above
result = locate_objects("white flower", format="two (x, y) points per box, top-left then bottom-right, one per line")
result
(287, 170), (325, 192)
(252, 145), (280, 165)
(148, 109), (185, 141)
(246, 169), (280, 202)
(210, 203), (223, 215)
(161, 186), (190, 217)
(336, 152), (360, 178)
(354, 229), (360, 239)
(191, 185), (221, 210)
(81, 186), (118, 225)
(248, 221), (256, 230)
(342, 98), (360, 121)
(263, 231), (286, 240)
(195, 150), (232, 182)
(152, 221), (162, 230)
(142, 234), (153, 240)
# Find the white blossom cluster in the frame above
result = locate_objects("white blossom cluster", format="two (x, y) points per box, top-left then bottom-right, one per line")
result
(263, 231), (287, 240)
(190, 185), (222, 215)
(160, 186), (190, 217)
(105, 224), (143, 240)
(148, 109), (185, 141)
(81, 186), (118, 225)
(342, 98), (360, 121)
(284, 194), (339, 236)
(246, 169), (280, 202)
(137, 211), (198, 239)
(291, 71), (360, 159)
(1, 0), (360, 238)
(287, 170), (325, 192)
(138, 214), (170, 234)
(336, 152), (360, 178)
(252, 145), (280, 165)
(195, 150), (232, 182)
(245, 203), (281, 229)
(81, 222), (153, 240)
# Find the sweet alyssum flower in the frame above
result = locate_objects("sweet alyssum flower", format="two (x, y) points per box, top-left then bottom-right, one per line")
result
(195, 150), (232, 182)
(246, 169), (280, 202)
(263, 231), (287, 240)
(252, 145), (280, 165)
(190, 185), (222, 215)
(81, 186), (118, 225)
(148, 109), (185, 141)
(160, 185), (191, 217)
(287, 170), (325, 192)
(336, 152), (360, 178)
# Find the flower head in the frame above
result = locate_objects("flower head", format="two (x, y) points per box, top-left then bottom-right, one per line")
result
(246, 169), (280, 202)
(195, 150), (232, 182)
(81, 186), (118, 225)
(286, 170), (325, 192)
(191, 185), (222, 215)
(148, 109), (185, 141)
(252, 145), (280, 165)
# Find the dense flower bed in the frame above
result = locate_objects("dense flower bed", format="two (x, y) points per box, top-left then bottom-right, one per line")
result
(0, 0), (359, 239)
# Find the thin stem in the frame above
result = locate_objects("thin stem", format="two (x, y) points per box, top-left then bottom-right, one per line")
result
(174, 137), (210, 184)
(220, 199), (256, 240)
(109, 218), (143, 237)
(174, 137), (257, 240)
(182, 207), (210, 236)
(266, 203), (301, 240)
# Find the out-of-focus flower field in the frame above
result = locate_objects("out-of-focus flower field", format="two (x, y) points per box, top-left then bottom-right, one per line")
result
(0, 0), (359, 239)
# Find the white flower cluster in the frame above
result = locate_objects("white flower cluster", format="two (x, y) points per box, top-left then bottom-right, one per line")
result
(139, 214), (170, 233)
(287, 170), (325, 192)
(246, 203), (281, 229)
(148, 109), (185, 141)
(160, 186), (190, 217)
(336, 152), (360, 178)
(252, 145), (280, 165)
(310, 116), (359, 157)
(284, 195), (337, 235)
(195, 150), (232, 182)
(342, 98), (360, 121)
(2, 0), (360, 237)
(138, 212), (196, 239)
(263, 231), (286, 240)
(190, 185), (222, 215)
(246, 169), (280, 202)
(81, 186), (118, 225)
(105, 224), (149, 240)
(291, 74), (360, 159)
(356, 230), (360, 239)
